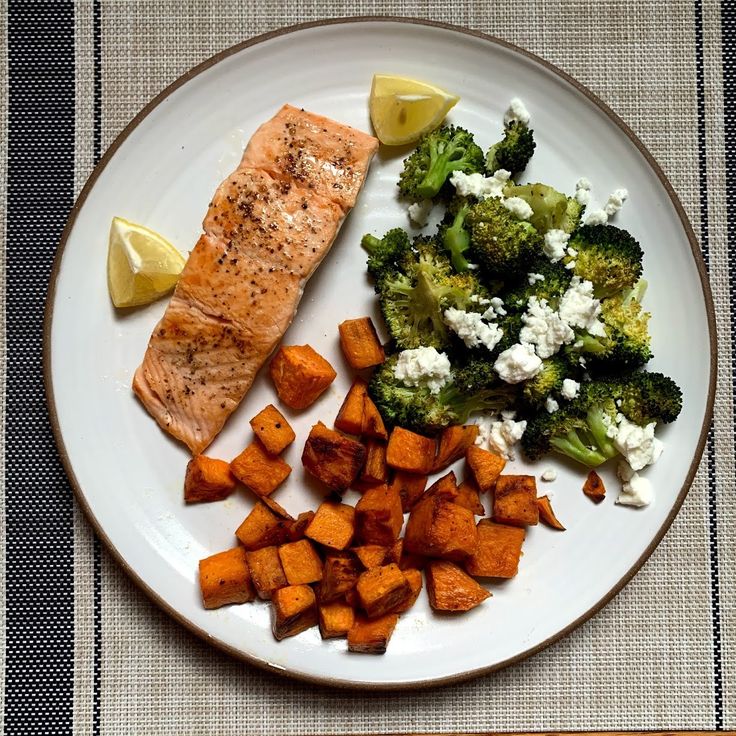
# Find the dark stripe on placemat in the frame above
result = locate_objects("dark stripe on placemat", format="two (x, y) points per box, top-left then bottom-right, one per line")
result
(695, 0), (723, 728)
(4, 1), (76, 733)
(92, 0), (103, 732)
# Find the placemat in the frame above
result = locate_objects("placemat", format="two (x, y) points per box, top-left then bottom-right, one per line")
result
(2, 1), (734, 733)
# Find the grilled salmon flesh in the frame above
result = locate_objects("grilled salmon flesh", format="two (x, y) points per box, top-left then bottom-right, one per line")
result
(133, 105), (378, 454)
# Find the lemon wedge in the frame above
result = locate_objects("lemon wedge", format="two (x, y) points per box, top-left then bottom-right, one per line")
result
(369, 74), (459, 146)
(107, 216), (185, 308)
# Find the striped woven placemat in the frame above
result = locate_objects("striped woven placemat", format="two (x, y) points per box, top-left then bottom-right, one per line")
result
(2, 1), (733, 733)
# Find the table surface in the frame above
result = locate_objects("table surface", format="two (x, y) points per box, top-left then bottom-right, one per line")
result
(2, 1), (734, 733)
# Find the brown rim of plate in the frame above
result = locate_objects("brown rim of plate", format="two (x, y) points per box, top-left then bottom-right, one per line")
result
(43, 16), (718, 690)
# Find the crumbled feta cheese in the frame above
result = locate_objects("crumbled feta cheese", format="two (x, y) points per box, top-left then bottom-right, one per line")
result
(585, 208), (608, 225)
(560, 378), (580, 400)
(545, 396), (559, 413)
(488, 417), (528, 460)
(393, 347), (452, 395)
(527, 272), (546, 285)
(503, 196), (534, 220)
(612, 416), (664, 471)
(501, 409), (517, 420)
(407, 199), (433, 227)
(466, 263), (479, 270)
(565, 259), (577, 270)
(482, 297), (507, 319)
(566, 246), (578, 258)
(602, 412), (618, 439)
(541, 468), (557, 482)
(558, 276), (606, 337)
(616, 461), (653, 507)
(443, 308), (503, 351)
(469, 294), (491, 306)
(450, 169), (510, 200)
(579, 356), (587, 367)
(574, 178), (592, 206)
(604, 188), (628, 217)
(504, 97), (531, 126)
(543, 229), (570, 262)
(519, 297), (575, 359)
(494, 343), (543, 383)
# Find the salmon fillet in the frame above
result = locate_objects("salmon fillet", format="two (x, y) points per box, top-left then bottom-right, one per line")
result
(133, 105), (378, 454)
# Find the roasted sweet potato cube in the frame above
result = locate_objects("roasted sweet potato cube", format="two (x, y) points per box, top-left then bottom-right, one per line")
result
(302, 422), (366, 493)
(386, 427), (435, 474)
(249, 404), (295, 455)
(184, 455), (236, 504)
(454, 480), (485, 515)
(319, 552), (361, 602)
(356, 563), (411, 618)
(344, 587), (360, 608)
(362, 394), (388, 440)
(389, 568), (423, 614)
(351, 479), (386, 494)
(334, 379), (368, 435)
(245, 546), (288, 600)
(305, 501), (356, 550)
(390, 471), (428, 513)
(537, 495), (566, 531)
(426, 560), (490, 611)
(199, 547), (255, 609)
(355, 484), (403, 546)
(386, 538), (403, 565)
(399, 553), (427, 571)
(360, 440), (388, 484)
(270, 344), (337, 410)
(421, 470), (459, 503)
(338, 317), (385, 369)
(231, 441), (291, 497)
(278, 539), (324, 585)
(318, 600), (355, 639)
(261, 494), (293, 521)
(433, 425), (479, 472)
(463, 520), (525, 579)
(271, 584), (318, 640)
(494, 475), (539, 527)
(236, 502), (292, 550)
(584, 470), (606, 502)
(288, 511), (315, 541)
(404, 495), (478, 561)
(353, 545), (389, 569)
(466, 445), (506, 492)
(347, 613), (398, 654)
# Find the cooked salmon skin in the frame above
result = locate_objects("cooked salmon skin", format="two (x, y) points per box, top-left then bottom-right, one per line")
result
(133, 106), (378, 454)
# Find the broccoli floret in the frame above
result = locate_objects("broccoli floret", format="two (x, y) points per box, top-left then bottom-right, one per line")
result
(574, 281), (652, 369)
(560, 197), (585, 234)
(501, 182), (574, 234)
(520, 354), (573, 410)
(467, 197), (543, 276)
(486, 120), (536, 174)
(398, 126), (485, 201)
(502, 258), (572, 313)
(376, 237), (486, 350)
(361, 228), (412, 280)
(566, 224), (643, 297)
(369, 355), (516, 434)
(522, 371), (682, 466)
(437, 196), (473, 272)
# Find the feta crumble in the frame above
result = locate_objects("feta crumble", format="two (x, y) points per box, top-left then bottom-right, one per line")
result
(585, 208), (608, 226)
(469, 294), (491, 306)
(527, 272), (546, 285)
(503, 196), (534, 220)
(407, 199), (433, 227)
(612, 416), (663, 471)
(494, 343), (543, 383)
(545, 396), (560, 413)
(565, 259), (577, 270)
(443, 308), (503, 351)
(604, 188), (628, 217)
(504, 97), (531, 126)
(566, 246), (578, 258)
(574, 178), (592, 206)
(558, 276), (607, 337)
(560, 378), (580, 400)
(393, 347), (452, 395)
(541, 468), (557, 482)
(519, 297), (575, 359)
(543, 229), (570, 263)
(475, 415), (528, 460)
(482, 296), (507, 318)
(450, 169), (510, 200)
(616, 461), (653, 507)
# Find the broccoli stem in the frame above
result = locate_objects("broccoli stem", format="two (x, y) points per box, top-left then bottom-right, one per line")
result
(361, 234), (382, 254)
(586, 407), (618, 459)
(442, 204), (471, 272)
(416, 138), (467, 199)
(550, 430), (608, 467)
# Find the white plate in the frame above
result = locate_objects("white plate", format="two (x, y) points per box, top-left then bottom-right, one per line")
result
(46, 19), (715, 688)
